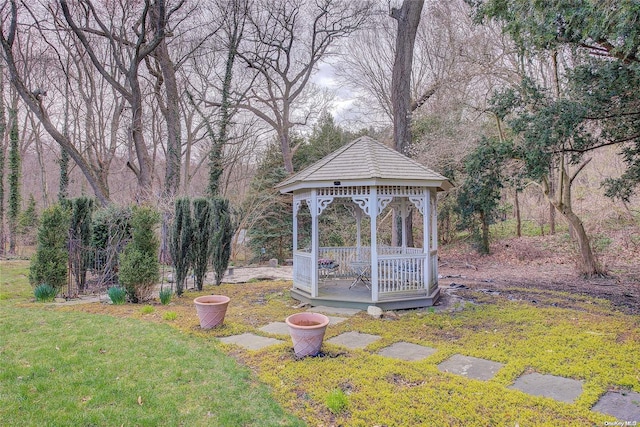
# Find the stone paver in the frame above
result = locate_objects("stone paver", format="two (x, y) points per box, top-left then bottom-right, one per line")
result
(437, 354), (504, 381)
(509, 372), (583, 403)
(327, 331), (381, 349)
(378, 342), (437, 361)
(327, 316), (348, 325)
(259, 322), (290, 335)
(219, 333), (284, 351)
(592, 391), (640, 421)
(308, 306), (361, 316)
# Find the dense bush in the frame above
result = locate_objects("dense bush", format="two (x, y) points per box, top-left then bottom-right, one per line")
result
(118, 206), (160, 303)
(29, 204), (70, 291)
(91, 205), (132, 285)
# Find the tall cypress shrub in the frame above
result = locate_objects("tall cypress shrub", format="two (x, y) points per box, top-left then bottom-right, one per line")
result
(29, 204), (70, 291)
(7, 107), (20, 255)
(210, 197), (234, 286)
(170, 198), (192, 296)
(69, 197), (94, 291)
(118, 206), (160, 303)
(191, 198), (211, 291)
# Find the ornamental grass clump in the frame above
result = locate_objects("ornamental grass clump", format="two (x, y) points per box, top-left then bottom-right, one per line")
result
(34, 284), (57, 302)
(326, 389), (349, 415)
(141, 305), (155, 314)
(163, 311), (177, 321)
(107, 286), (126, 305)
(159, 287), (172, 305)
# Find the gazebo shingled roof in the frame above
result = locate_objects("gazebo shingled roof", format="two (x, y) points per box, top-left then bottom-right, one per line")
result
(276, 136), (452, 192)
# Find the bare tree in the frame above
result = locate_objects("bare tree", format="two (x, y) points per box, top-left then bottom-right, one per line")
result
(58, 0), (174, 200)
(231, 0), (371, 173)
(1, 1), (111, 205)
(390, 0), (424, 154)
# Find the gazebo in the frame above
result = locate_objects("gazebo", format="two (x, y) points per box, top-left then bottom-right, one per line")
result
(276, 136), (452, 310)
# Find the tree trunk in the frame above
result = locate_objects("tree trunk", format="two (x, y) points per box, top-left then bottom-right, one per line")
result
(514, 190), (521, 238)
(0, 64), (6, 256)
(479, 210), (490, 254)
(156, 37), (182, 200)
(209, 12), (242, 197)
(544, 162), (603, 277)
(280, 130), (294, 174)
(129, 72), (153, 200)
(390, 0), (425, 155)
(8, 105), (20, 255)
(390, 0), (424, 247)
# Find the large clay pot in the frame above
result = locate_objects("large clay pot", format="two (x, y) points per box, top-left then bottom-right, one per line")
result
(285, 312), (330, 357)
(194, 295), (230, 329)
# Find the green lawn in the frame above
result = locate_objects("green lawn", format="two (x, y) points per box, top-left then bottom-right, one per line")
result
(0, 261), (303, 427)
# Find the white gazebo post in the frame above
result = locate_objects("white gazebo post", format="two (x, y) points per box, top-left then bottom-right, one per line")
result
(423, 188), (431, 291)
(431, 190), (438, 291)
(370, 186), (379, 302)
(310, 189), (319, 298)
(401, 198), (408, 253)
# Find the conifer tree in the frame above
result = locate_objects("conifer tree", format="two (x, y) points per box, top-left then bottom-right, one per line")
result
(210, 197), (234, 286)
(170, 198), (192, 295)
(118, 206), (160, 302)
(191, 198), (212, 291)
(29, 204), (70, 291)
(69, 197), (94, 291)
(8, 107), (20, 255)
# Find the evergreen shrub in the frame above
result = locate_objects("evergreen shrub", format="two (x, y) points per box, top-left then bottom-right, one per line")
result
(170, 198), (192, 296)
(29, 204), (70, 291)
(211, 197), (234, 286)
(118, 206), (160, 303)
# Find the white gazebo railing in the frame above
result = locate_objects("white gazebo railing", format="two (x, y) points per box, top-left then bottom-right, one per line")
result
(293, 246), (437, 298)
(377, 254), (427, 294)
(293, 252), (312, 292)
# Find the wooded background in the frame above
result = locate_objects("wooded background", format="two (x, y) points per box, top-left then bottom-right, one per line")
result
(1, 0), (638, 275)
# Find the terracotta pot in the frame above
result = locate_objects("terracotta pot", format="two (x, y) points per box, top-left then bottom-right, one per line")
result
(285, 312), (330, 357)
(194, 295), (230, 329)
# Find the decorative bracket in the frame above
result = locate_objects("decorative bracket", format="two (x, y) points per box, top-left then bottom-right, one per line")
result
(409, 196), (426, 215)
(293, 199), (303, 217)
(316, 197), (334, 215)
(351, 196), (370, 216)
(377, 196), (394, 216)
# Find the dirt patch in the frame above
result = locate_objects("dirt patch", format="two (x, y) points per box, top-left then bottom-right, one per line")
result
(219, 266), (293, 284)
(438, 235), (640, 314)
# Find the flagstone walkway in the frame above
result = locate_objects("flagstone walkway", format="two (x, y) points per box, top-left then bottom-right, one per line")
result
(218, 305), (640, 422)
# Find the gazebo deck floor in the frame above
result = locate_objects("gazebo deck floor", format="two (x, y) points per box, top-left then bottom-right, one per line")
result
(290, 278), (440, 311)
